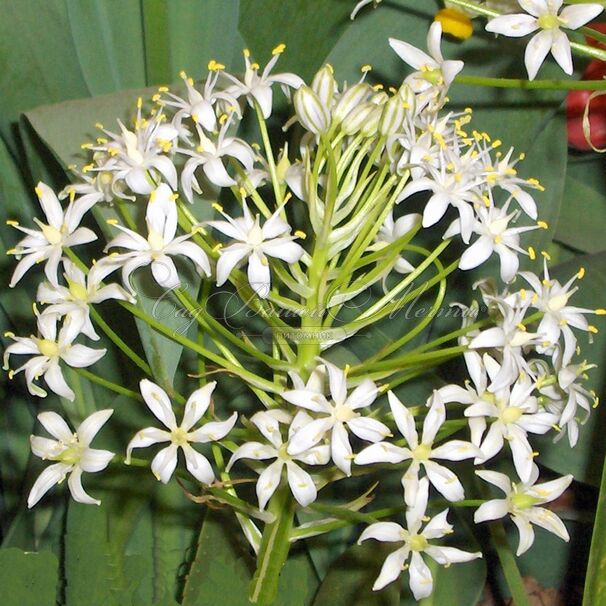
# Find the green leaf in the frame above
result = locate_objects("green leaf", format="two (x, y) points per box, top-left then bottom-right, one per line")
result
(0, 547), (58, 606)
(534, 251), (606, 485)
(66, 0), (147, 94)
(584, 451), (606, 605)
(312, 542), (400, 606)
(239, 0), (352, 80)
(181, 509), (253, 606)
(555, 173), (606, 254)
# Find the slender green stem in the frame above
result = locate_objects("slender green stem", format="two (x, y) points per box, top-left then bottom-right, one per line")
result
(456, 74), (606, 91)
(73, 367), (143, 402)
(489, 522), (531, 606)
(254, 100), (283, 207)
(89, 307), (152, 376)
(249, 485), (296, 605)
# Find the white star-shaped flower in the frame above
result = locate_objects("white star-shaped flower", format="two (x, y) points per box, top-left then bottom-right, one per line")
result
(126, 380), (236, 484)
(227, 410), (329, 509)
(37, 257), (133, 340)
(4, 313), (106, 401)
(486, 0), (603, 80)
(28, 409), (114, 507)
(355, 391), (481, 505)
(8, 182), (97, 287)
(282, 361), (390, 476)
(474, 465), (572, 555)
(104, 184), (210, 291)
(207, 203), (304, 298)
(359, 477), (481, 598)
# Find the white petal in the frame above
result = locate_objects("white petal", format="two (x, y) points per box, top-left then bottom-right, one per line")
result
(36, 183), (64, 228)
(203, 157), (235, 187)
(389, 38), (434, 70)
(27, 462), (71, 508)
(360, 522), (405, 544)
(460, 237), (494, 271)
(181, 382), (215, 431)
(345, 379), (377, 410)
(331, 422), (353, 476)
(286, 461), (317, 507)
(347, 416), (391, 443)
(182, 444), (215, 484)
(425, 460), (465, 502)
(188, 412), (238, 443)
(68, 467), (100, 505)
(422, 509), (452, 539)
(76, 409), (113, 446)
(408, 552), (433, 601)
(485, 14), (538, 37)
(512, 514), (535, 555)
(550, 29), (573, 75)
(431, 440), (481, 461)
(216, 244), (250, 286)
(37, 411), (73, 441)
(475, 470), (512, 494)
(126, 427), (171, 462)
(388, 391), (418, 447)
(474, 499), (509, 523)
(524, 29), (552, 80)
(421, 394), (445, 444)
(78, 448), (114, 473)
(526, 507), (569, 542)
(424, 545), (481, 565)
(43, 362), (75, 401)
(151, 256), (180, 289)
(287, 417), (334, 455)
(256, 459), (283, 510)
(372, 547), (409, 591)
(354, 442), (410, 465)
(61, 344), (106, 368)
(247, 251), (271, 298)
(282, 389), (331, 413)
(324, 360), (347, 405)
(139, 379), (177, 429)
(560, 4), (603, 29)
(151, 444), (179, 484)
(227, 442), (277, 470)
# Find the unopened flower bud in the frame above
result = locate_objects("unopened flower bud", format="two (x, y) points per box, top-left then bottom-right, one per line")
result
(312, 64), (337, 107)
(294, 85), (330, 135)
(341, 102), (376, 135)
(379, 92), (406, 136)
(333, 83), (372, 123)
(359, 106), (382, 137)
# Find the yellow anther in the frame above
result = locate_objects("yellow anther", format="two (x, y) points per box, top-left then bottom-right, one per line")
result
(137, 97), (143, 109)
(219, 113), (228, 125)
(158, 86), (169, 92)
(344, 364), (351, 375)
(212, 202), (224, 213)
(272, 43), (286, 55)
(106, 218), (118, 225)
(537, 220), (548, 229)
(80, 142), (93, 150)
(283, 192), (292, 204)
(516, 323), (527, 332)
(531, 451), (540, 459)
(595, 308), (606, 315)
(179, 70), (188, 79)
(361, 64), (372, 73)
(294, 230), (306, 240)
(519, 152), (526, 160)
(578, 267), (586, 279)
(243, 48), (251, 57)
(541, 250), (551, 261)
(8, 370), (14, 380)
(372, 83), (384, 90)
(96, 137), (107, 144)
(552, 424), (561, 432)
(492, 139), (502, 148)
(4, 331), (15, 338)
(528, 246), (536, 260)
(6, 220), (19, 227)
(95, 122), (104, 129)
(208, 59), (225, 71)
(152, 94), (161, 103)
(212, 243), (223, 253)
(520, 288), (527, 300)
(82, 163), (95, 173)
(588, 325), (599, 334)
(250, 62), (260, 70)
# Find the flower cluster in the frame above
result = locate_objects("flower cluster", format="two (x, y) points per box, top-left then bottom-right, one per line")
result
(4, 21), (602, 601)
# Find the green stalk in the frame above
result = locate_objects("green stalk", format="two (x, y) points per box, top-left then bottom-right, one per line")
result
(456, 75), (606, 91)
(489, 522), (531, 606)
(249, 485), (296, 605)
(73, 367), (143, 402)
(254, 100), (284, 206)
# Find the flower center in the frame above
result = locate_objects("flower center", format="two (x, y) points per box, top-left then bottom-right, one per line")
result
(501, 406), (523, 424)
(68, 280), (89, 301)
(37, 339), (59, 358)
(333, 403), (356, 422)
(147, 230), (165, 253)
(41, 223), (63, 246)
(57, 441), (84, 465)
(248, 223), (264, 247)
(510, 492), (541, 510)
(170, 427), (189, 446)
(408, 533), (428, 552)
(537, 14), (562, 30)
(420, 66), (443, 85)
(277, 443), (290, 461)
(547, 293), (569, 312)
(412, 443), (432, 461)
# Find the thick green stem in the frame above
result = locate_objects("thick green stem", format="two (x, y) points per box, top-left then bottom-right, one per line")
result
(249, 485), (296, 605)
